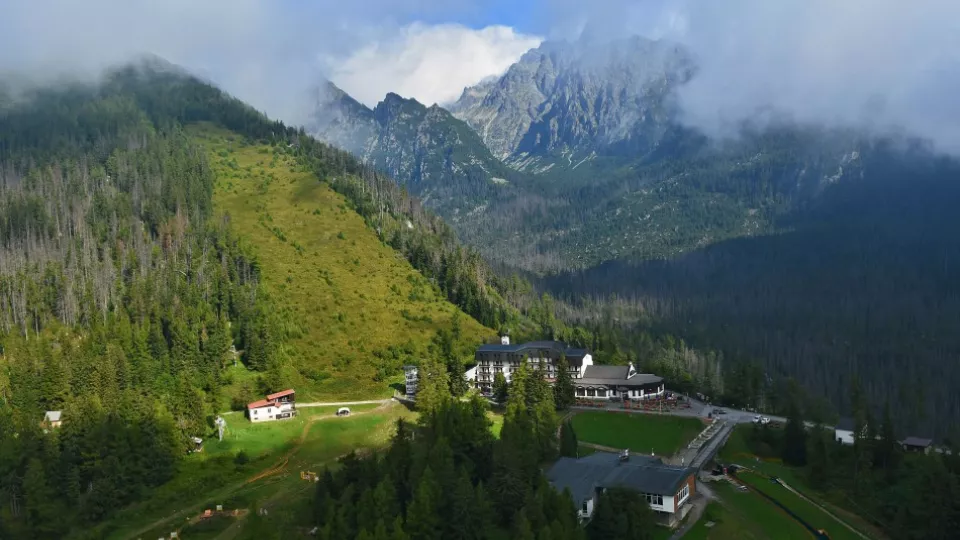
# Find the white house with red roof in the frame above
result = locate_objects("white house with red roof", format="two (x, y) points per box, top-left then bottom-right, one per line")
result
(246, 388), (297, 423)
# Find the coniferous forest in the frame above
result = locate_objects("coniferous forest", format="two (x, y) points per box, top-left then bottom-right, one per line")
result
(310, 363), (653, 540)
(0, 60), (547, 538)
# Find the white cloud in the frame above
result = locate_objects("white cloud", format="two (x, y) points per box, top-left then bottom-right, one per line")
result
(329, 23), (541, 107)
(551, 0), (960, 154)
(667, 0), (960, 152)
(0, 0), (537, 123)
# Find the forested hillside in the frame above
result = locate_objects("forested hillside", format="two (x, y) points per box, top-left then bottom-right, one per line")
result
(0, 59), (530, 538)
(547, 141), (960, 436)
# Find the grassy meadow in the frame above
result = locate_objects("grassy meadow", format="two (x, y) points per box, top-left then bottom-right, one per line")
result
(570, 411), (704, 456)
(96, 402), (414, 540)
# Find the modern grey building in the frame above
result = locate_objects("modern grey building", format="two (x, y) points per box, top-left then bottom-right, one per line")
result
(547, 451), (695, 526)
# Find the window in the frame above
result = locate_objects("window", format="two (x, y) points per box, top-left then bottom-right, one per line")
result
(597, 388), (607, 397)
(581, 501), (588, 513)
(643, 493), (663, 506)
(577, 387), (585, 396)
(677, 483), (689, 504)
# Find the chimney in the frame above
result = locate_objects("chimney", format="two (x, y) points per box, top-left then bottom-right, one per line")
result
(501, 335), (510, 345)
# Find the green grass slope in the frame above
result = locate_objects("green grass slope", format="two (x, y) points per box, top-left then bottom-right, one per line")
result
(191, 124), (493, 400)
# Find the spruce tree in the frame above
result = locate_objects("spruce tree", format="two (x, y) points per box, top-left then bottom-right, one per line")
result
(553, 354), (575, 410)
(492, 371), (508, 403)
(372, 519), (390, 540)
(415, 354), (450, 414)
(390, 516), (410, 540)
(782, 398), (807, 466)
(405, 467), (442, 540)
(559, 420), (579, 458)
(512, 509), (536, 540)
(875, 401), (900, 477)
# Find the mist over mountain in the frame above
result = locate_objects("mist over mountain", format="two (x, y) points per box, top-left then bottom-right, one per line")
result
(309, 34), (877, 271)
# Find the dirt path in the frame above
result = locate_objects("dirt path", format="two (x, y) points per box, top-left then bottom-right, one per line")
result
(579, 441), (631, 453)
(778, 480), (871, 540)
(221, 399), (391, 416)
(244, 401), (392, 485)
(123, 401), (393, 540)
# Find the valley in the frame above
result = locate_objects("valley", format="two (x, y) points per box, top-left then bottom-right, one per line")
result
(310, 34), (960, 439)
(2, 13), (960, 537)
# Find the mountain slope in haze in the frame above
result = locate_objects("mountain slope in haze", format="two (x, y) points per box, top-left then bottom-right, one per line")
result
(310, 37), (868, 272)
(311, 81), (519, 214)
(448, 36), (692, 173)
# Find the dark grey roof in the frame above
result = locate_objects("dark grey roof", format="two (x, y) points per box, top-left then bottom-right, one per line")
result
(835, 417), (855, 431)
(577, 451), (663, 467)
(583, 365), (630, 379)
(546, 457), (609, 506)
(902, 436), (934, 447)
(601, 462), (694, 496)
(578, 366), (663, 388)
(476, 341), (590, 365)
(547, 452), (694, 503)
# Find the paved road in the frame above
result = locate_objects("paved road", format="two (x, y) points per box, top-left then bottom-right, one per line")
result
(570, 394), (787, 426)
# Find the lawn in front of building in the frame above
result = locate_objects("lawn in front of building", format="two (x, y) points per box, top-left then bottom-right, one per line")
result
(570, 411), (704, 456)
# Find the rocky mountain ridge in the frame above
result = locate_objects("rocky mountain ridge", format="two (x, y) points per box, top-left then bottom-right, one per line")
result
(308, 36), (877, 272)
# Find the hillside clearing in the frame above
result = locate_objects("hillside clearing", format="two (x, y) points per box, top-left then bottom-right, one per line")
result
(102, 402), (415, 540)
(190, 124), (492, 401)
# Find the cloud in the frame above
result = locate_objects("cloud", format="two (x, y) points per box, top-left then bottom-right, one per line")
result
(328, 23), (541, 107)
(0, 0), (538, 124)
(541, 0), (960, 153)
(648, 0), (960, 153)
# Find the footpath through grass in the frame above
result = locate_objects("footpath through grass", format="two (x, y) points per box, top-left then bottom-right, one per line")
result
(570, 410), (703, 456)
(720, 425), (885, 540)
(738, 471), (864, 540)
(702, 481), (812, 540)
(191, 124), (492, 401)
(97, 402), (414, 540)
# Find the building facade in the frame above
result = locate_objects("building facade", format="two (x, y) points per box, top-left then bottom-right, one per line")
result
(42, 410), (62, 430)
(474, 339), (594, 394)
(403, 365), (418, 398)
(574, 365), (665, 401)
(247, 389), (298, 423)
(472, 339), (666, 400)
(834, 417), (858, 445)
(547, 450), (696, 527)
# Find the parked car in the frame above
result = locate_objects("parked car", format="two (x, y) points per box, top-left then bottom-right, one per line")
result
(336, 407), (351, 417)
(715, 408), (728, 415)
(761, 416), (771, 425)
(753, 415), (762, 423)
